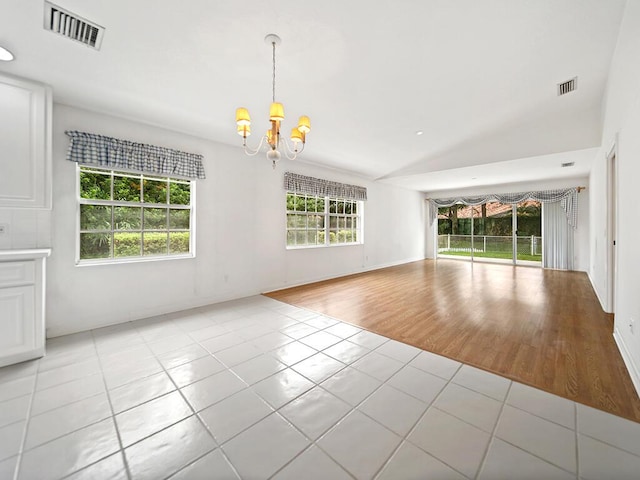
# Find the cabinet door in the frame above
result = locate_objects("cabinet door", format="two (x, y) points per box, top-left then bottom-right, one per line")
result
(0, 285), (37, 367)
(0, 73), (52, 209)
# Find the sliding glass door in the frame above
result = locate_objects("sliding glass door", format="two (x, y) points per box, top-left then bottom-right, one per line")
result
(478, 202), (513, 263)
(515, 200), (542, 265)
(437, 201), (541, 265)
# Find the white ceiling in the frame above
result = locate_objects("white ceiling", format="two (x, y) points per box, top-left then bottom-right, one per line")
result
(0, 0), (627, 192)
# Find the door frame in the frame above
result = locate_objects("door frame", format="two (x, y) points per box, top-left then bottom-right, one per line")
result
(606, 139), (618, 314)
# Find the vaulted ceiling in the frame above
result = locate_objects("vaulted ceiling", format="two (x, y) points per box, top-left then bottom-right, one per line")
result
(0, 0), (627, 192)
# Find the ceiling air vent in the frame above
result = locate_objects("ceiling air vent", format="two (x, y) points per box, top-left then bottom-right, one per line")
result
(561, 162), (575, 168)
(44, 1), (104, 50)
(557, 77), (577, 96)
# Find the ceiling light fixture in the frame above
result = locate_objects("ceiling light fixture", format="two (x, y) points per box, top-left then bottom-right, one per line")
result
(0, 46), (15, 61)
(235, 34), (311, 168)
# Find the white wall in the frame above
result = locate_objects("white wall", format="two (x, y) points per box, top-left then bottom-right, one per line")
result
(423, 176), (590, 272)
(590, 0), (640, 394)
(46, 104), (426, 337)
(588, 154), (608, 308)
(0, 208), (50, 250)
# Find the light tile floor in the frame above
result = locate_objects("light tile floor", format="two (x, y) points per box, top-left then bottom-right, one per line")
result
(1, 295), (640, 479)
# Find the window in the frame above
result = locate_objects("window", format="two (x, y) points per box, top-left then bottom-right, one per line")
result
(77, 165), (193, 262)
(286, 192), (362, 247)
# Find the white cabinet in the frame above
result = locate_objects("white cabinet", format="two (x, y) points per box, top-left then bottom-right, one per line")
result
(0, 249), (50, 367)
(0, 72), (52, 209)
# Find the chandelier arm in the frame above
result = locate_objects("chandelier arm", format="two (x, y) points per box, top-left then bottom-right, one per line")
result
(282, 148), (297, 161)
(283, 139), (306, 156)
(282, 139), (296, 156)
(281, 140), (306, 161)
(242, 135), (267, 156)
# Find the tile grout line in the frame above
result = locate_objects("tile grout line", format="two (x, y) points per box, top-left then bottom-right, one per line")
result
(309, 336), (507, 479)
(176, 305), (325, 479)
(390, 362), (478, 478)
(367, 396), (426, 479)
(474, 380), (513, 480)
(90, 313), (240, 476)
(9, 348), (119, 478)
(266, 333), (373, 479)
(491, 436), (581, 477)
(266, 441), (356, 480)
(11, 342), (123, 479)
(370, 360), (466, 478)
(115, 308), (299, 456)
(12, 362), (39, 480)
(504, 400), (578, 431)
(494, 391), (583, 477)
(149, 311), (304, 479)
(221, 316), (385, 479)
(130, 318), (229, 477)
(480, 384), (581, 478)
(90, 328), (133, 480)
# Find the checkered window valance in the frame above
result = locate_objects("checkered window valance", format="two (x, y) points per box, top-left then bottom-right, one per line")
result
(284, 172), (367, 201)
(428, 188), (579, 228)
(65, 131), (206, 179)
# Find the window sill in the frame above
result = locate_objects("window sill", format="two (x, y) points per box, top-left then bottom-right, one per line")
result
(76, 253), (195, 267)
(286, 243), (363, 251)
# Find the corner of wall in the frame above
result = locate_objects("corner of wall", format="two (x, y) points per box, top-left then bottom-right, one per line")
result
(587, 271), (608, 312)
(613, 328), (640, 398)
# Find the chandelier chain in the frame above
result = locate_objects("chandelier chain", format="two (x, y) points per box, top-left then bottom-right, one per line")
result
(272, 41), (276, 103)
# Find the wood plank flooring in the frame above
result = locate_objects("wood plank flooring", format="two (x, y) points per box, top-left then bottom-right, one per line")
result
(265, 259), (640, 423)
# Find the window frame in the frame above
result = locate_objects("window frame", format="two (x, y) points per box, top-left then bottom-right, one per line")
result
(75, 164), (196, 265)
(285, 191), (364, 249)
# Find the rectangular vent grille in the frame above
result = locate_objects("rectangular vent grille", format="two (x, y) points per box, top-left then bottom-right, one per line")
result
(561, 162), (575, 168)
(557, 77), (577, 96)
(44, 1), (104, 50)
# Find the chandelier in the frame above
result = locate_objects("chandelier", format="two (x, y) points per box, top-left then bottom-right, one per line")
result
(235, 34), (311, 168)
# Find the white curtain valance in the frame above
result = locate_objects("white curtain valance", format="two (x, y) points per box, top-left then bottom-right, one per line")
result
(428, 188), (579, 228)
(65, 130), (206, 179)
(284, 172), (367, 201)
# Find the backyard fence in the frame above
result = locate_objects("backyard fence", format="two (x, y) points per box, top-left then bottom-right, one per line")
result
(438, 234), (542, 260)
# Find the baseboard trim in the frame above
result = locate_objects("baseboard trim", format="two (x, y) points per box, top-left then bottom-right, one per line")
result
(587, 271), (610, 313)
(263, 256), (427, 294)
(613, 328), (640, 399)
(46, 289), (266, 338)
(361, 256), (426, 274)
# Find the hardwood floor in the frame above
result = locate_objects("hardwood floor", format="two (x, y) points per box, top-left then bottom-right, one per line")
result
(265, 259), (640, 423)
